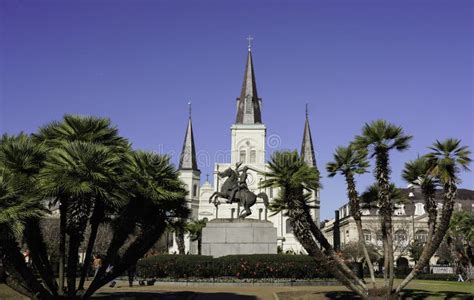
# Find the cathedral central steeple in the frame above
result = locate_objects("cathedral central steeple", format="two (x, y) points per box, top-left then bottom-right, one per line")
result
(235, 42), (262, 124)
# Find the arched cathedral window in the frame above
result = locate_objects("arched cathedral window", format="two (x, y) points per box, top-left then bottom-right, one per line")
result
(250, 149), (256, 163)
(239, 150), (246, 163)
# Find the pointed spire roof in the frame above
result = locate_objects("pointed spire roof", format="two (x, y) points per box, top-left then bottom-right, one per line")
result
(235, 46), (262, 124)
(179, 103), (199, 171)
(301, 104), (317, 169)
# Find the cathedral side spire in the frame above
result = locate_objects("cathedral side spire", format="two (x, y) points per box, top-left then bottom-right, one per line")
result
(301, 104), (317, 168)
(179, 102), (199, 171)
(235, 37), (262, 124)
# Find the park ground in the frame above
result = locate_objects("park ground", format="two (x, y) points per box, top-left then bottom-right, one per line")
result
(1, 279), (473, 300)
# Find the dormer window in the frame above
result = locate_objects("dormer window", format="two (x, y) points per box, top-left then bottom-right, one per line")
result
(414, 203), (425, 216)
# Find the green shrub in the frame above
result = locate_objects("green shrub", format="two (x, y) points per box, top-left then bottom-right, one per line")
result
(137, 254), (332, 279)
(137, 255), (214, 278)
(415, 273), (458, 281)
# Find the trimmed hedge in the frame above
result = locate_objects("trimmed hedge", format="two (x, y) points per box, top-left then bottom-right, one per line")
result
(137, 254), (333, 279)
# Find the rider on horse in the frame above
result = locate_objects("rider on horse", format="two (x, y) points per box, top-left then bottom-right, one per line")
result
(227, 164), (249, 204)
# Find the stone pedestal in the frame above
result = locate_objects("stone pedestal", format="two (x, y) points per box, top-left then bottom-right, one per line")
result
(201, 218), (277, 257)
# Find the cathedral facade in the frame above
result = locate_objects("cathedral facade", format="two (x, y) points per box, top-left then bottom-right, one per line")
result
(172, 47), (320, 254)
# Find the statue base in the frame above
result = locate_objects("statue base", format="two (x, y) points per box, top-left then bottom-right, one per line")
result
(201, 218), (277, 257)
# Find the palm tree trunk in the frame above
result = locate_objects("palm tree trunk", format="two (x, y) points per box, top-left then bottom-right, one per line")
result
(354, 219), (376, 287)
(0, 230), (52, 300)
(345, 174), (376, 288)
(23, 219), (59, 296)
(67, 233), (81, 298)
(375, 149), (395, 295)
(198, 237), (202, 255)
(81, 204), (138, 298)
(58, 200), (67, 294)
(83, 221), (167, 299)
(78, 203), (104, 290)
(287, 203), (368, 299)
(176, 228), (185, 255)
(301, 203), (368, 289)
(395, 182), (457, 294)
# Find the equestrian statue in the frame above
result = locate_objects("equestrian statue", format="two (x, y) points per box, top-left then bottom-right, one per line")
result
(209, 162), (269, 218)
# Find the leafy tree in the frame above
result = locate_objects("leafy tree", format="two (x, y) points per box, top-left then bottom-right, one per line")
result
(353, 119), (412, 294)
(326, 145), (377, 287)
(446, 211), (474, 279)
(408, 242), (424, 264)
(262, 151), (369, 299)
(341, 242), (381, 264)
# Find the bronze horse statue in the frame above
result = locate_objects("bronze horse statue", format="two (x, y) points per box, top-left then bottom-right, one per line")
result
(209, 167), (269, 218)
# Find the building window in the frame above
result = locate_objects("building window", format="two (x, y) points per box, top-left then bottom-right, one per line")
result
(192, 184), (198, 197)
(361, 209), (370, 216)
(376, 231), (383, 242)
(231, 208), (236, 219)
(414, 203), (425, 216)
(395, 230), (408, 243)
(286, 219), (293, 234)
(415, 230), (428, 243)
(239, 150), (246, 163)
(259, 208), (263, 220)
(363, 229), (372, 242)
(250, 149), (256, 163)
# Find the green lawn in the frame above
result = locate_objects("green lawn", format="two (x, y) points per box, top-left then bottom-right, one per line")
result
(0, 279), (472, 300)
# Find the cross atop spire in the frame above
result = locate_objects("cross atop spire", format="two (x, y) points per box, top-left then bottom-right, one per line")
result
(301, 104), (317, 169)
(235, 45), (262, 124)
(179, 104), (199, 171)
(247, 35), (253, 51)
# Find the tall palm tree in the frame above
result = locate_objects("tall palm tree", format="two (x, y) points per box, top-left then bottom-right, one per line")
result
(262, 151), (369, 299)
(396, 139), (471, 293)
(353, 119), (412, 294)
(186, 219), (207, 255)
(38, 141), (126, 297)
(34, 114), (130, 292)
(326, 146), (376, 287)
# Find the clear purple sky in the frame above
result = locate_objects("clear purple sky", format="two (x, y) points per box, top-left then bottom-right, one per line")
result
(1, 0), (473, 219)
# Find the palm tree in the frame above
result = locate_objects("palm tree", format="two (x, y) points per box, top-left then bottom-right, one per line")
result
(83, 151), (188, 299)
(326, 145), (376, 287)
(0, 134), (60, 297)
(186, 219), (207, 255)
(0, 135), (52, 299)
(38, 141), (126, 297)
(34, 114), (130, 292)
(396, 139), (471, 293)
(262, 151), (369, 299)
(353, 119), (412, 294)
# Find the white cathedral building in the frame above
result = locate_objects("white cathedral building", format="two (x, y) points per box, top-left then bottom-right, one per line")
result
(170, 46), (320, 255)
